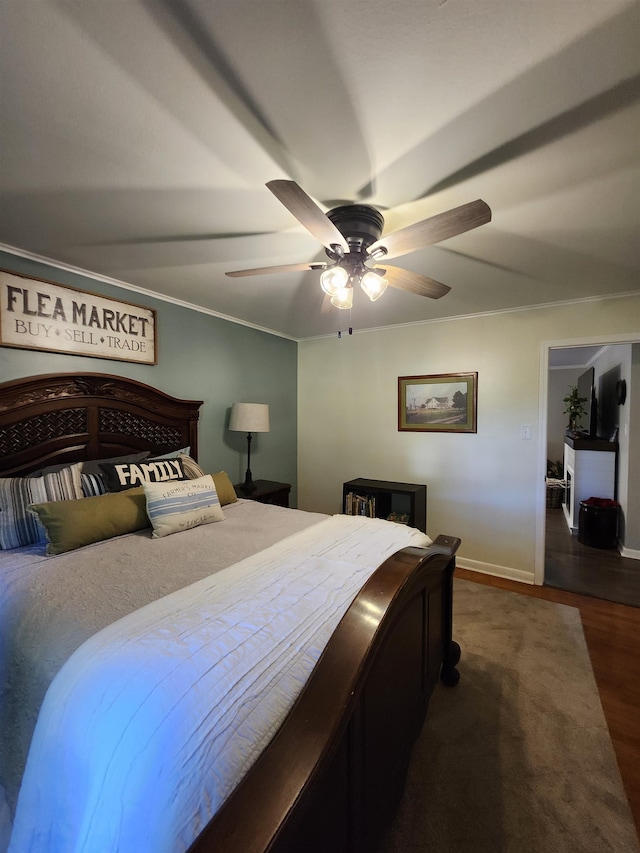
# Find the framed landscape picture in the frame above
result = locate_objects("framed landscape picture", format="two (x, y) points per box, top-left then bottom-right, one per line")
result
(398, 372), (477, 433)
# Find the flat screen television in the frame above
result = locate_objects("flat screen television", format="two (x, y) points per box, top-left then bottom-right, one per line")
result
(576, 366), (598, 437)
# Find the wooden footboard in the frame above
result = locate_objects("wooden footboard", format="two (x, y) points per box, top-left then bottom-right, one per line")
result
(190, 534), (461, 853)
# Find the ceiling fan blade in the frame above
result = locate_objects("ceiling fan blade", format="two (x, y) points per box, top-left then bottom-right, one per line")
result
(379, 265), (451, 299)
(368, 200), (491, 260)
(226, 261), (327, 278)
(266, 180), (349, 253)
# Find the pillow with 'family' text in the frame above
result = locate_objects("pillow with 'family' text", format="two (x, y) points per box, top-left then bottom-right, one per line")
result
(99, 458), (188, 492)
(82, 451), (150, 477)
(143, 474), (224, 538)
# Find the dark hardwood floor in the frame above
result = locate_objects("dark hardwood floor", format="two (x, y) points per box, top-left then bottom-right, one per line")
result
(455, 565), (640, 843)
(544, 506), (640, 607)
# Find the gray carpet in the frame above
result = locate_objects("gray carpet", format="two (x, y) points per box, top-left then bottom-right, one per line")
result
(380, 578), (639, 853)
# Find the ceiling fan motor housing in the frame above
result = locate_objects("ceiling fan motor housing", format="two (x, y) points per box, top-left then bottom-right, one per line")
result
(326, 205), (385, 256)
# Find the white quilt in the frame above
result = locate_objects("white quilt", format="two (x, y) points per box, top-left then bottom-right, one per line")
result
(8, 514), (430, 853)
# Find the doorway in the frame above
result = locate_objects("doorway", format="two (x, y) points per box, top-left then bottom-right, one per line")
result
(535, 333), (639, 605)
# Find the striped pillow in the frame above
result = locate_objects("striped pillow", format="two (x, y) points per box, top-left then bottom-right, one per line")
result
(0, 463), (84, 549)
(177, 454), (206, 479)
(143, 475), (224, 538)
(81, 471), (108, 497)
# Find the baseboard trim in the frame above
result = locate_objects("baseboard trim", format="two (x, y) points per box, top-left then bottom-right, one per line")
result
(619, 544), (640, 560)
(456, 557), (535, 585)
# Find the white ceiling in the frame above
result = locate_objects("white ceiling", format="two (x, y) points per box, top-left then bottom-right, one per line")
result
(1, 0), (638, 340)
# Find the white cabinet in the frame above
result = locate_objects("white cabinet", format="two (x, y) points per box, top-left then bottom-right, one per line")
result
(562, 438), (617, 532)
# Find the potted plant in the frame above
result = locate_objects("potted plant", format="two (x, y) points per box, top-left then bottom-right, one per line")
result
(563, 385), (587, 433)
(546, 459), (563, 479)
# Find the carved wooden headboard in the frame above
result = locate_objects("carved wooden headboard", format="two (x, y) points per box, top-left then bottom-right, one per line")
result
(0, 373), (203, 476)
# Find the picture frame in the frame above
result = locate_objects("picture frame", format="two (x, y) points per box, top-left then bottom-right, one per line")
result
(398, 372), (477, 433)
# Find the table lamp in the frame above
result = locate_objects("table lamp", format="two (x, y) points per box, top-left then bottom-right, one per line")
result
(229, 402), (270, 494)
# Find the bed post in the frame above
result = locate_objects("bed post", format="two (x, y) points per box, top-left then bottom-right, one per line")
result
(440, 560), (461, 686)
(427, 535), (461, 687)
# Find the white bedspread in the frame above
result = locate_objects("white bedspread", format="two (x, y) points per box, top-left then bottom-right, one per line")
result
(8, 514), (430, 853)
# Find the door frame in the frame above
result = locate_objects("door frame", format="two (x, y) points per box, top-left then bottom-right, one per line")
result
(535, 331), (640, 586)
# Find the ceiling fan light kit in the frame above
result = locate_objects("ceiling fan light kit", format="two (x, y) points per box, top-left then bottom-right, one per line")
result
(330, 286), (353, 310)
(226, 180), (491, 315)
(360, 269), (388, 302)
(320, 255), (389, 308)
(320, 265), (349, 295)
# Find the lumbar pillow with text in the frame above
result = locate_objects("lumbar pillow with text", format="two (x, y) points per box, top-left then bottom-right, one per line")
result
(142, 474), (225, 538)
(175, 461), (237, 505)
(99, 458), (188, 492)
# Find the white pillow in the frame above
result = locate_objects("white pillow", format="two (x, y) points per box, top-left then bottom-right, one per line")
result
(142, 474), (224, 538)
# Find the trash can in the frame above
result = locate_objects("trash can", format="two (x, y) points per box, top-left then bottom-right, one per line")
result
(578, 497), (619, 549)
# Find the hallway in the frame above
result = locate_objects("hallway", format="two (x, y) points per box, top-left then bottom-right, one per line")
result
(545, 507), (640, 607)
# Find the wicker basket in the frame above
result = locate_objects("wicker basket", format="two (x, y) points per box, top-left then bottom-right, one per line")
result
(546, 480), (565, 509)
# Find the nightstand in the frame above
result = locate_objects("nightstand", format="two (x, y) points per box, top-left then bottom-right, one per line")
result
(234, 479), (291, 508)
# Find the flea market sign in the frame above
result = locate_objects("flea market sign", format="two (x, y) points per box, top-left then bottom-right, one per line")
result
(0, 270), (157, 365)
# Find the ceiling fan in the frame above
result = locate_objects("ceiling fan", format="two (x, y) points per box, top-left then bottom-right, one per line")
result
(226, 180), (491, 310)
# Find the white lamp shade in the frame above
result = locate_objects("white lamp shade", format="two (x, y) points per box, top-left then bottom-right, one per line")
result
(229, 402), (270, 433)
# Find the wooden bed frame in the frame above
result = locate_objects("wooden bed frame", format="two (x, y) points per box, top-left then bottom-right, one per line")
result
(0, 372), (461, 853)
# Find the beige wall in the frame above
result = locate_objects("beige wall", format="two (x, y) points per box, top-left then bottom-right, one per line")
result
(298, 294), (640, 582)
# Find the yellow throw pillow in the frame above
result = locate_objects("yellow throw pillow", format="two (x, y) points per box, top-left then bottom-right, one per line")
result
(173, 460), (236, 505)
(210, 471), (237, 506)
